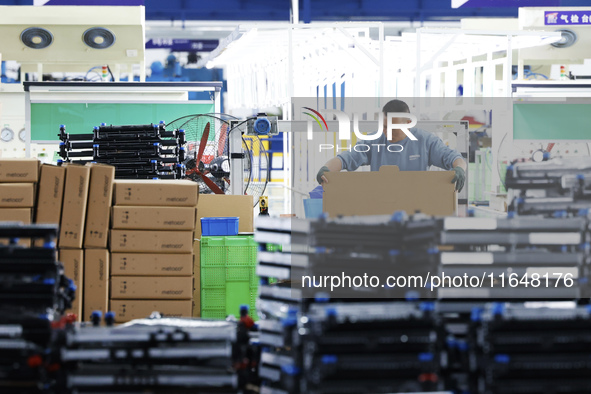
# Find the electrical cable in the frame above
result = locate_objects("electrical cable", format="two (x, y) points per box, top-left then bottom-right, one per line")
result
(85, 65), (114, 82)
(227, 117), (257, 135)
(513, 69), (548, 81)
(85, 66), (102, 82)
(526, 72), (549, 80)
(107, 65), (115, 82)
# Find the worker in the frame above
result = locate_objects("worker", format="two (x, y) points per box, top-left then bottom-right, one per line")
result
(316, 99), (466, 192)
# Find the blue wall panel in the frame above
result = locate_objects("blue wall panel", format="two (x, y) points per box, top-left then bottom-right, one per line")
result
(1, 0), (591, 21)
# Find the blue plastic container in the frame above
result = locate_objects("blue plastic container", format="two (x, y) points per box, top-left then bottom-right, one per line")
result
(201, 217), (239, 236)
(303, 199), (323, 219)
(309, 185), (324, 199)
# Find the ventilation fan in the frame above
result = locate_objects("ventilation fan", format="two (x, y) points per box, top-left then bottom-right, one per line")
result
(83, 27), (116, 49)
(20, 27), (53, 49)
(167, 114), (270, 207)
(551, 29), (577, 49)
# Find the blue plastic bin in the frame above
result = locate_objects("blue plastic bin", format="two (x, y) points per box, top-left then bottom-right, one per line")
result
(201, 217), (239, 236)
(303, 199), (323, 219)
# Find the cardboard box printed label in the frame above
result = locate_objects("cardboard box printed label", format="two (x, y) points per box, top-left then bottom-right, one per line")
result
(110, 230), (194, 253)
(0, 158), (39, 183)
(109, 300), (192, 323)
(83, 249), (109, 322)
(111, 253), (193, 276)
(84, 164), (115, 248)
(113, 180), (199, 207)
(35, 164), (65, 224)
(0, 183), (35, 208)
(110, 276), (193, 300)
(60, 249), (83, 321)
(59, 165), (90, 249)
(323, 165), (458, 217)
(111, 206), (196, 231)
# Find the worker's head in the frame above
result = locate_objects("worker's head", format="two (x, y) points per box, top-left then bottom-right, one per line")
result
(381, 100), (412, 142)
(382, 99), (411, 128)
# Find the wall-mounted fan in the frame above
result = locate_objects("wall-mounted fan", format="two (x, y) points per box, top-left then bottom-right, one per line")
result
(166, 114), (270, 206)
(20, 27), (53, 49)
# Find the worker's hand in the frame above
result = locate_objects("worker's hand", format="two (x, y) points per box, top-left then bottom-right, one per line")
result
(451, 166), (465, 192)
(317, 166), (330, 185)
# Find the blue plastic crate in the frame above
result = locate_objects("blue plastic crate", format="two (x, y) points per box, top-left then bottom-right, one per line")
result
(201, 217), (239, 236)
(303, 199), (323, 219)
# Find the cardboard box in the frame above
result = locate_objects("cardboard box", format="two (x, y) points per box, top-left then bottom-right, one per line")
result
(35, 164), (66, 224)
(192, 239), (200, 317)
(0, 208), (32, 247)
(196, 195), (253, 238)
(110, 230), (194, 253)
(111, 206), (197, 231)
(109, 299), (193, 323)
(83, 249), (109, 321)
(59, 249), (83, 321)
(0, 208), (31, 223)
(113, 180), (198, 207)
(323, 166), (457, 217)
(0, 183), (35, 207)
(111, 253), (193, 276)
(59, 165), (90, 249)
(84, 164), (115, 248)
(0, 158), (39, 183)
(110, 276), (193, 300)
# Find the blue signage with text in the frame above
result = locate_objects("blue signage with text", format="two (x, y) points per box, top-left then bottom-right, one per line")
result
(545, 10), (591, 25)
(145, 39), (219, 52)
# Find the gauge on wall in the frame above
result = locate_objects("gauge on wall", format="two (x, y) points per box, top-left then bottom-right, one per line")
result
(18, 128), (26, 143)
(531, 149), (545, 162)
(1, 127), (14, 142)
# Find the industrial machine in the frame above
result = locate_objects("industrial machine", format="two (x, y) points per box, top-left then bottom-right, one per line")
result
(0, 6), (145, 81)
(519, 7), (591, 66)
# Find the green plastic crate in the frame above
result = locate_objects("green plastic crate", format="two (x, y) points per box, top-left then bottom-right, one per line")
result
(201, 236), (258, 320)
(201, 236), (257, 267)
(201, 308), (227, 320)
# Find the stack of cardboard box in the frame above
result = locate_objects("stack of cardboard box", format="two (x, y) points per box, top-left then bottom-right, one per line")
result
(56, 164), (89, 321)
(0, 159), (253, 323)
(0, 159), (39, 246)
(0, 161), (115, 322)
(109, 180), (198, 323)
(51, 164), (115, 322)
(36, 164), (70, 312)
(82, 164), (115, 322)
